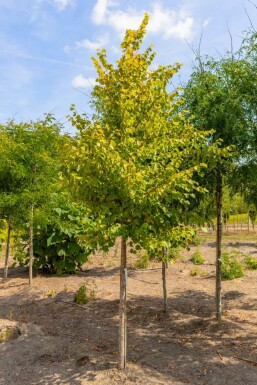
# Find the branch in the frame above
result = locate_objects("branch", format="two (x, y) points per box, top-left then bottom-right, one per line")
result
(244, 6), (257, 32)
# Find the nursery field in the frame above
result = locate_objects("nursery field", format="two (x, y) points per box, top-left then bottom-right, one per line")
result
(1, 236), (257, 385)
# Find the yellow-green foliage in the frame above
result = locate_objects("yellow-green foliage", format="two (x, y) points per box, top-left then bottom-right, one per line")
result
(74, 283), (95, 305)
(190, 251), (205, 265)
(190, 267), (208, 277)
(133, 252), (149, 269)
(221, 250), (244, 280)
(244, 255), (257, 270)
(0, 326), (20, 343)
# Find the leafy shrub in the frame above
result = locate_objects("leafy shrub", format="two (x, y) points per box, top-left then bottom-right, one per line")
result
(221, 251), (244, 280)
(133, 251), (149, 269)
(190, 251), (205, 265)
(74, 283), (95, 305)
(13, 203), (93, 275)
(244, 255), (257, 270)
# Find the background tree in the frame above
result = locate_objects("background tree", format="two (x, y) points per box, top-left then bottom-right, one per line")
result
(0, 124), (28, 278)
(0, 115), (63, 283)
(184, 40), (257, 321)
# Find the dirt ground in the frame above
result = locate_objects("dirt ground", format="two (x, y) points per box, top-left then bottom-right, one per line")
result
(1, 235), (257, 385)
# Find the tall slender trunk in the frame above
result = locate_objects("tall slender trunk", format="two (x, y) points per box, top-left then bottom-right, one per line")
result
(248, 210), (250, 233)
(162, 247), (168, 314)
(216, 170), (223, 322)
(3, 217), (11, 279)
(118, 236), (127, 369)
(29, 204), (34, 285)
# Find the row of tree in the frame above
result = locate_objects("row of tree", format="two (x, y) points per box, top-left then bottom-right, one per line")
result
(1, 14), (257, 369)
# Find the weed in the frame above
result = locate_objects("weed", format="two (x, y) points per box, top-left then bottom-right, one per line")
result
(133, 252), (149, 269)
(244, 255), (257, 270)
(190, 267), (200, 276)
(0, 326), (20, 343)
(74, 282), (96, 305)
(190, 251), (205, 265)
(221, 250), (244, 280)
(46, 290), (56, 298)
(190, 267), (208, 277)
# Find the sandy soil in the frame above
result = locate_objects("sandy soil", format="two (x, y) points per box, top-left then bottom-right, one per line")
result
(1, 237), (257, 385)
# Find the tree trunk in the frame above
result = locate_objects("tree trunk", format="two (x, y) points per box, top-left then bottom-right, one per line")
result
(29, 204), (34, 285)
(216, 170), (223, 322)
(118, 236), (127, 369)
(248, 211), (250, 233)
(3, 217), (11, 279)
(162, 247), (168, 314)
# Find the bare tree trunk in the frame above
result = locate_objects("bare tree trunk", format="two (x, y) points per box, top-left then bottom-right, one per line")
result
(216, 170), (223, 322)
(3, 217), (11, 279)
(29, 204), (34, 285)
(118, 236), (127, 369)
(248, 210), (250, 233)
(162, 247), (168, 314)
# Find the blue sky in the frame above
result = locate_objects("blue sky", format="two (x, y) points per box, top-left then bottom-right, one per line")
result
(0, 0), (255, 132)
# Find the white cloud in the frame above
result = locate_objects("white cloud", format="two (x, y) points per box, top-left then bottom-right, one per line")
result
(72, 75), (96, 89)
(149, 4), (194, 40)
(92, 0), (117, 24)
(107, 9), (144, 33)
(76, 35), (109, 51)
(50, 0), (75, 11)
(91, 1), (196, 41)
(203, 18), (211, 28)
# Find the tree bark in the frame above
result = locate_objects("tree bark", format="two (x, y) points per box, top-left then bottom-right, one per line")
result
(162, 247), (168, 314)
(29, 204), (34, 285)
(216, 170), (223, 322)
(118, 236), (127, 369)
(3, 217), (11, 279)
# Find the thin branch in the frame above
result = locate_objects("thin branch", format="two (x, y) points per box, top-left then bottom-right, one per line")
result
(244, 6), (257, 32)
(248, 0), (257, 11)
(227, 23), (234, 59)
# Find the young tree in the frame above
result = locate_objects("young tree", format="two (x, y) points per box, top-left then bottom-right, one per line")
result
(67, 15), (220, 369)
(0, 116), (62, 283)
(184, 43), (257, 321)
(0, 125), (28, 278)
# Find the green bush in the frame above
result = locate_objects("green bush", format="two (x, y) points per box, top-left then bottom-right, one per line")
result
(74, 283), (95, 305)
(244, 255), (257, 270)
(190, 251), (205, 265)
(13, 204), (93, 275)
(133, 251), (149, 269)
(221, 251), (244, 280)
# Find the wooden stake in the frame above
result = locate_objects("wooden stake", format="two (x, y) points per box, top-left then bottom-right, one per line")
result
(216, 170), (223, 322)
(29, 204), (34, 285)
(162, 248), (168, 314)
(118, 236), (127, 369)
(3, 217), (11, 279)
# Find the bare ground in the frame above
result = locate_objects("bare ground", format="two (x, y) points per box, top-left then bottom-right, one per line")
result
(1, 237), (257, 385)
